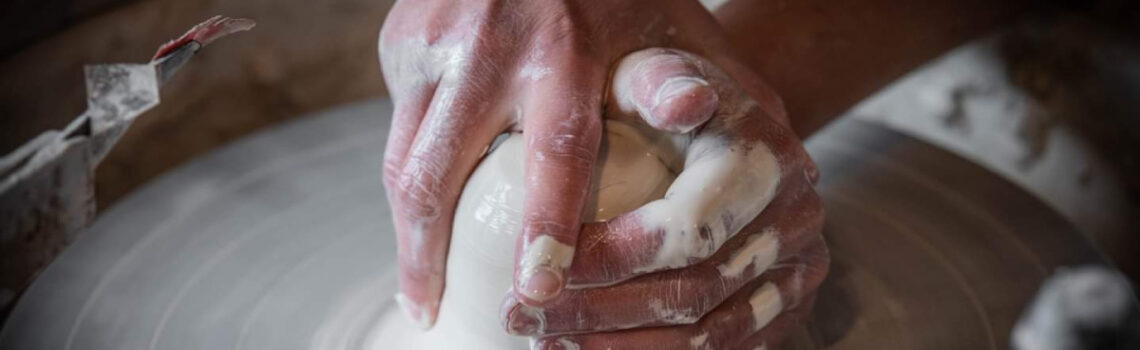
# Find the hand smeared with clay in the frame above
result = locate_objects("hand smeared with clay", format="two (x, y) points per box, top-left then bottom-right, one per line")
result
(505, 49), (828, 350)
(378, 1), (826, 349)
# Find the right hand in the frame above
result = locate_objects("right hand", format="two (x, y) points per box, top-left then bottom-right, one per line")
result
(504, 48), (827, 350)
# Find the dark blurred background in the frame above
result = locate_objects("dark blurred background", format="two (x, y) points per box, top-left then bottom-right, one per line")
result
(1, 0), (396, 207)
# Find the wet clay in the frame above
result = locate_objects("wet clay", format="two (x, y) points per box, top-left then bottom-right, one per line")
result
(373, 121), (675, 349)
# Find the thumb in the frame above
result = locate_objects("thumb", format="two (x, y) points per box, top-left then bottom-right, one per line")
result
(611, 48), (719, 133)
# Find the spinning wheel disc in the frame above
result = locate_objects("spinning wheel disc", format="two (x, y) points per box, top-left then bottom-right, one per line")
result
(0, 100), (1104, 349)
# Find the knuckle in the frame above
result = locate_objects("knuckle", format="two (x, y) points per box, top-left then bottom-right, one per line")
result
(794, 190), (825, 229)
(397, 161), (449, 221)
(803, 160), (821, 184)
(522, 218), (572, 237)
(376, 18), (402, 57)
(382, 157), (403, 190)
(399, 256), (445, 283)
(532, 122), (600, 174)
(812, 250), (831, 278)
(808, 190), (824, 215)
(692, 270), (733, 318)
(807, 240), (831, 272)
(649, 273), (715, 324)
(540, 134), (594, 169)
(534, 10), (587, 52)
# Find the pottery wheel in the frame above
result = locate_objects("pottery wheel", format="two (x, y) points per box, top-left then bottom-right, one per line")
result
(0, 99), (1106, 349)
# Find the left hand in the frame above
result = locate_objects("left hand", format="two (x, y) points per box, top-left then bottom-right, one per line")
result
(501, 48), (829, 350)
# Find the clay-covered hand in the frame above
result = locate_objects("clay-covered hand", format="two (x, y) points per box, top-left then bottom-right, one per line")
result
(378, 0), (786, 328)
(502, 48), (828, 350)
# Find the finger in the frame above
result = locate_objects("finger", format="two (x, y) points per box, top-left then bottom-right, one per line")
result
(513, 63), (607, 305)
(383, 80), (436, 327)
(568, 49), (816, 287)
(566, 96), (814, 287)
(532, 263), (823, 350)
(567, 165), (822, 283)
(535, 301), (816, 350)
(504, 230), (828, 336)
(610, 48), (719, 133)
(615, 46), (820, 191)
(392, 75), (509, 328)
(380, 23), (440, 193)
(382, 84), (436, 193)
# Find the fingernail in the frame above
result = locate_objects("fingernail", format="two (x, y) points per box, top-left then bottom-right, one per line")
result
(520, 266), (562, 302)
(517, 236), (573, 303)
(394, 293), (431, 330)
(654, 77), (708, 107)
(506, 305), (543, 335)
(650, 76), (717, 132)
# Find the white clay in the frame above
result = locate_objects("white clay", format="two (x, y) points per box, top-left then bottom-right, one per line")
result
(748, 282), (783, 332)
(374, 121), (675, 349)
(719, 227), (780, 277)
(635, 133), (781, 274)
(690, 332), (710, 349)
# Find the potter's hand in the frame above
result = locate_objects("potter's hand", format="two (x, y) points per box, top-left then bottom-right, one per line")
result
(503, 49), (828, 350)
(378, 0), (766, 327)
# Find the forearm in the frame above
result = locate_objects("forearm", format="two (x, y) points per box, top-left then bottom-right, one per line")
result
(714, 0), (1034, 137)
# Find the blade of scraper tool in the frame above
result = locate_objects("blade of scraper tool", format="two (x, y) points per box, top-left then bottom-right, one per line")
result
(151, 15), (256, 61)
